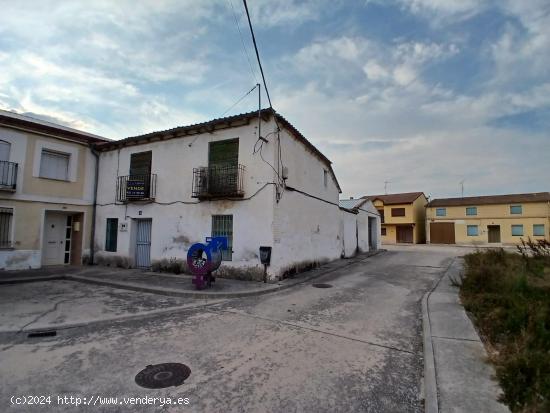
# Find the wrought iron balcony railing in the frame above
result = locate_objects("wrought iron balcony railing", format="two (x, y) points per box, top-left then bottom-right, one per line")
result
(192, 164), (245, 199)
(116, 174), (157, 203)
(0, 161), (17, 191)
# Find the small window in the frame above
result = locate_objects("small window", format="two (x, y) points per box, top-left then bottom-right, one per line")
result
(0, 207), (13, 248)
(510, 205), (522, 215)
(391, 208), (405, 217)
(467, 225), (478, 236)
(212, 215), (233, 261)
(40, 149), (70, 181)
(0, 140), (11, 162)
(466, 207), (477, 216)
(436, 208), (446, 217)
(323, 169), (328, 188)
(105, 218), (118, 252)
(381, 227), (387, 236)
(533, 224), (545, 236)
(511, 225), (524, 236)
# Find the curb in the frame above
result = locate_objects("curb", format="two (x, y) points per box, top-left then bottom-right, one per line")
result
(421, 258), (456, 413)
(1, 250), (386, 299)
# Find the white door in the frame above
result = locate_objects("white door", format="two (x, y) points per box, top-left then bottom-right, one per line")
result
(43, 213), (66, 265)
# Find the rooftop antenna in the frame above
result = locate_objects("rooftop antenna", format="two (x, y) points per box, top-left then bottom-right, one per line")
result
(384, 180), (391, 195)
(459, 179), (465, 198)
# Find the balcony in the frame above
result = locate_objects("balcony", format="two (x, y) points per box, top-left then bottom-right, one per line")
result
(116, 174), (157, 203)
(0, 161), (17, 191)
(192, 164), (245, 199)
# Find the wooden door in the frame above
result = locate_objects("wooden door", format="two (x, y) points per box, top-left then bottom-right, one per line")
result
(488, 225), (501, 243)
(397, 225), (414, 243)
(430, 222), (455, 244)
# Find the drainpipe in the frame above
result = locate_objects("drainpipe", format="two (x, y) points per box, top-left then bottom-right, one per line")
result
(89, 144), (100, 265)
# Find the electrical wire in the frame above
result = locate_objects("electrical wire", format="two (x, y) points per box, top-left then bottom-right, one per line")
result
(221, 84), (259, 117)
(242, 0), (273, 109)
(227, 0), (259, 84)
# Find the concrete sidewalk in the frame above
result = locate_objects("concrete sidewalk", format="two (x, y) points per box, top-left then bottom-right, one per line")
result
(0, 250), (384, 299)
(422, 259), (510, 413)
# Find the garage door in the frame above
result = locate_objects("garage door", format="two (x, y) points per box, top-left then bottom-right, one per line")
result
(430, 222), (455, 244)
(397, 225), (414, 243)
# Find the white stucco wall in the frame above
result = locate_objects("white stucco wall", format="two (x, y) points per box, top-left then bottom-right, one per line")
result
(341, 209), (358, 257)
(95, 118), (278, 278)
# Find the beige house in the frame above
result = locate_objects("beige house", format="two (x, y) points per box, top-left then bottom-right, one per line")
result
(0, 110), (107, 270)
(426, 192), (550, 245)
(362, 192), (427, 244)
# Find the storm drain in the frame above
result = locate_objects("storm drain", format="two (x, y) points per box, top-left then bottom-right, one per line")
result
(27, 330), (57, 338)
(312, 283), (333, 288)
(135, 363), (191, 389)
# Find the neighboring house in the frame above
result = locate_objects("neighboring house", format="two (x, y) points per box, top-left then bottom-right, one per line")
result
(426, 192), (550, 245)
(362, 192), (427, 244)
(339, 197), (382, 256)
(0, 110), (107, 270)
(93, 109), (377, 281)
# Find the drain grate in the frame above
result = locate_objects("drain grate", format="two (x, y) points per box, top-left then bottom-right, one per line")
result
(135, 363), (191, 389)
(312, 283), (333, 288)
(27, 330), (57, 338)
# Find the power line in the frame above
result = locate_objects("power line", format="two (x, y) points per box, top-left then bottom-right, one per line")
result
(242, 0), (273, 109)
(227, 0), (259, 84)
(220, 84), (259, 117)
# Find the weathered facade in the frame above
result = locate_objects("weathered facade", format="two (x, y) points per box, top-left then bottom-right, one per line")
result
(93, 109), (378, 280)
(426, 193), (550, 245)
(339, 198), (382, 257)
(362, 192), (427, 244)
(0, 110), (107, 270)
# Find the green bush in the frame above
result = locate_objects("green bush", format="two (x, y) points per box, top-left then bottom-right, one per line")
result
(461, 249), (550, 412)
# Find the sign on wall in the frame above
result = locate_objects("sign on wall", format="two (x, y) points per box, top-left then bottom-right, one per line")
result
(126, 179), (146, 199)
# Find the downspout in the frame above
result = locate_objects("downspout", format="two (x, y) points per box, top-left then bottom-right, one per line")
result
(89, 144), (100, 265)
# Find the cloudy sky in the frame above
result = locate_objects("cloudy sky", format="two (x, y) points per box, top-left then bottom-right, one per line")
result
(0, 0), (548, 199)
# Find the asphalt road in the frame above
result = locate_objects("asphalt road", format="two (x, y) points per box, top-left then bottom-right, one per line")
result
(0, 247), (456, 412)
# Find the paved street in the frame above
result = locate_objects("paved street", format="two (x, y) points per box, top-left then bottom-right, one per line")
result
(0, 247), (456, 412)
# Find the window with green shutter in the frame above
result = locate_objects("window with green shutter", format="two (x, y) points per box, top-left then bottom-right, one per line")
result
(105, 218), (118, 252)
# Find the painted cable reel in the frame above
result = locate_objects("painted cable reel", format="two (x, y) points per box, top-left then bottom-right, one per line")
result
(186, 236), (228, 290)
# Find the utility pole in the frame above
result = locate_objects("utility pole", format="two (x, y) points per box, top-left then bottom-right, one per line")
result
(460, 179), (465, 198)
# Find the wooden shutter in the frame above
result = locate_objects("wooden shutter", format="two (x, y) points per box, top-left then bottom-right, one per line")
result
(209, 139), (239, 168)
(130, 151), (152, 176)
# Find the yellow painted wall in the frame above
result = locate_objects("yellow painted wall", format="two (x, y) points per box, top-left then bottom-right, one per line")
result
(375, 194), (427, 244)
(0, 199), (91, 250)
(427, 202), (550, 244)
(22, 134), (87, 198)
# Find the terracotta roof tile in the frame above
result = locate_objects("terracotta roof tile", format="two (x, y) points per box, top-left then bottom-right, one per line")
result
(362, 192), (425, 205)
(427, 192), (550, 207)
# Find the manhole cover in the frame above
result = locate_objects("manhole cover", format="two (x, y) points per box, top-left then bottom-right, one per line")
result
(312, 283), (333, 288)
(135, 363), (191, 389)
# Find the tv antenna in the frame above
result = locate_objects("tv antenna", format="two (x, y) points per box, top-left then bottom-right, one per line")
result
(459, 179), (465, 198)
(384, 180), (391, 195)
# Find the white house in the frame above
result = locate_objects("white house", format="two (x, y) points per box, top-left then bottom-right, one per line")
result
(93, 109), (379, 281)
(339, 197), (382, 257)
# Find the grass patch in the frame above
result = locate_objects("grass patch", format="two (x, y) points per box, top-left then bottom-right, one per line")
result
(460, 243), (550, 413)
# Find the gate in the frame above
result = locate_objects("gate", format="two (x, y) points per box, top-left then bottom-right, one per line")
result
(135, 219), (152, 269)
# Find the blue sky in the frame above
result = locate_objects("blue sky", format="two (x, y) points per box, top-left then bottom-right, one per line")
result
(0, 0), (548, 198)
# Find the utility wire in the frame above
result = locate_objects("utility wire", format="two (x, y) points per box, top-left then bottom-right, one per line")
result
(227, 0), (259, 84)
(221, 84), (259, 117)
(242, 0), (273, 109)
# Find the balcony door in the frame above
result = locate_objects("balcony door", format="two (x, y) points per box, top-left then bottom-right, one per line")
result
(128, 151), (152, 199)
(208, 139), (239, 194)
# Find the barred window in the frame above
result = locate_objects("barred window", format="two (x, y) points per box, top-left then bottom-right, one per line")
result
(212, 215), (233, 261)
(0, 207), (13, 248)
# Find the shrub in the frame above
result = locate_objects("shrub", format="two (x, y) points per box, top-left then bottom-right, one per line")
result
(461, 249), (550, 412)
